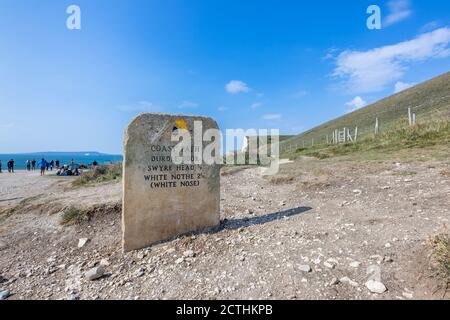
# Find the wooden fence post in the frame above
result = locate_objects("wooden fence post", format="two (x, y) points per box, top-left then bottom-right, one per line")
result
(408, 107), (412, 126)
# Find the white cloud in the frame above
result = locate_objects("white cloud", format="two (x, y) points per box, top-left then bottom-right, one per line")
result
(250, 102), (263, 109)
(420, 21), (441, 33)
(384, 0), (412, 27)
(116, 101), (160, 112)
(262, 114), (282, 120)
(333, 27), (450, 94)
(394, 81), (416, 93)
(218, 106), (228, 112)
(225, 80), (250, 94)
(345, 96), (367, 112)
(178, 100), (199, 109)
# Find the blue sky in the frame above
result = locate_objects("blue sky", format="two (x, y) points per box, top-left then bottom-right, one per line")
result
(1, 0), (450, 154)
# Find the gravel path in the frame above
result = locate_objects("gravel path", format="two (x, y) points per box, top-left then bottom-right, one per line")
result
(0, 157), (449, 300)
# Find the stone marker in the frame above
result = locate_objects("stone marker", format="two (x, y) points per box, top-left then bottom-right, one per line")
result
(122, 113), (220, 252)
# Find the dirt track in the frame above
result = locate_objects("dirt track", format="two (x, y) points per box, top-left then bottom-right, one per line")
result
(0, 156), (449, 300)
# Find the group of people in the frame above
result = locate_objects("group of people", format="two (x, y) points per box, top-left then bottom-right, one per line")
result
(56, 159), (80, 177)
(0, 158), (82, 176)
(25, 159), (57, 172)
(0, 159), (15, 173)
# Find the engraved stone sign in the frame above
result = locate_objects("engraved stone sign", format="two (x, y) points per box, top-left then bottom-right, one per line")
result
(122, 113), (220, 251)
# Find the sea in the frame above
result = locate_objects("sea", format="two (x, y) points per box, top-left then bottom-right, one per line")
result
(0, 152), (122, 170)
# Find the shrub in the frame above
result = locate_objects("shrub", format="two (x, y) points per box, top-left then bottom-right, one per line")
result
(428, 232), (450, 287)
(73, 163), (122, 187)
(60, 207), (86, 225)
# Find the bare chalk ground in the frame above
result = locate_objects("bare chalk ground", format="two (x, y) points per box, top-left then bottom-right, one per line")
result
(0, 157), (449, 300)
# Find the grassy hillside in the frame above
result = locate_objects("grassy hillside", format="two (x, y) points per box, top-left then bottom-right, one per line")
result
(280, 71), (450, 154)
(291, 118), (450, 161)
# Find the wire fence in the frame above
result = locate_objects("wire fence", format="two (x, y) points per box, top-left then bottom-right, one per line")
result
(277, 103), (450, 154)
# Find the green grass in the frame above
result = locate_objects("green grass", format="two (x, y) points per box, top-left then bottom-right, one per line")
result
(60, 207), (87, 225)
(429, 232), (450, 289)
(72, 163), (122, 187)
(291, 119), (450, 161)
(280, 71), (450, 155)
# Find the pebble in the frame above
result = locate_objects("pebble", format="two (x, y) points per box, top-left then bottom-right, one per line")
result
(175, 258), (184, 264)
(78, 238), (89, 248)
(245, 209), (254, 215)
(68, 294), (80, 300)
(84, 267), (105, 281)
(402, 291), (413, 299)
(183, 250), (195, 258)
(100, 259), (110, 267)
(330, 278), (340, 286)
(350, 261), (361, 268)
(324, 258), (338, 269)
(365, 280), (387, 294)
(134, 268), (145, 278)
(298, 265), (312, 273)
(0, 289), (11, 300)
(340, 277), (359, 287)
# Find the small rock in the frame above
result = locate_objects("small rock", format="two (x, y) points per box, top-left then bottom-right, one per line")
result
(340, 277), (359, 287)
(298, 265), (312, 273)
(175, 258), (184, 264)
(330, 277), (340, 286)
(134, 268), (145, 277)
(84, 267), (105, 281)
(136, 252), (146, 260)
(353, 189), (362, 195)
(402, 291), (413, 299)
(68, 294), (80, 300)
(365, 280), (387, 294)
(350, 261), (361, 268)
(78, 238), (89, 248)
(0, 289), (11, 300)
(324, 258), (338, 269)
(100, 259), (110, 267)
(245, 209), (254, 215)
(183, 250), (195, 258)
(279, 201), (286, 207)
(383, 256), (394, 263)
(385, 243), (392, 248)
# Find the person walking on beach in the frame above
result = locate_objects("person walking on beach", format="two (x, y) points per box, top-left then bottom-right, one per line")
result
(7, 159), (14, 173)
(49, 160), (54, 171)
(55, 160), (60, 169)
(39, 158), (46, 176)
(31, 159), (36, 171)
(26, 160), (31, 171)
